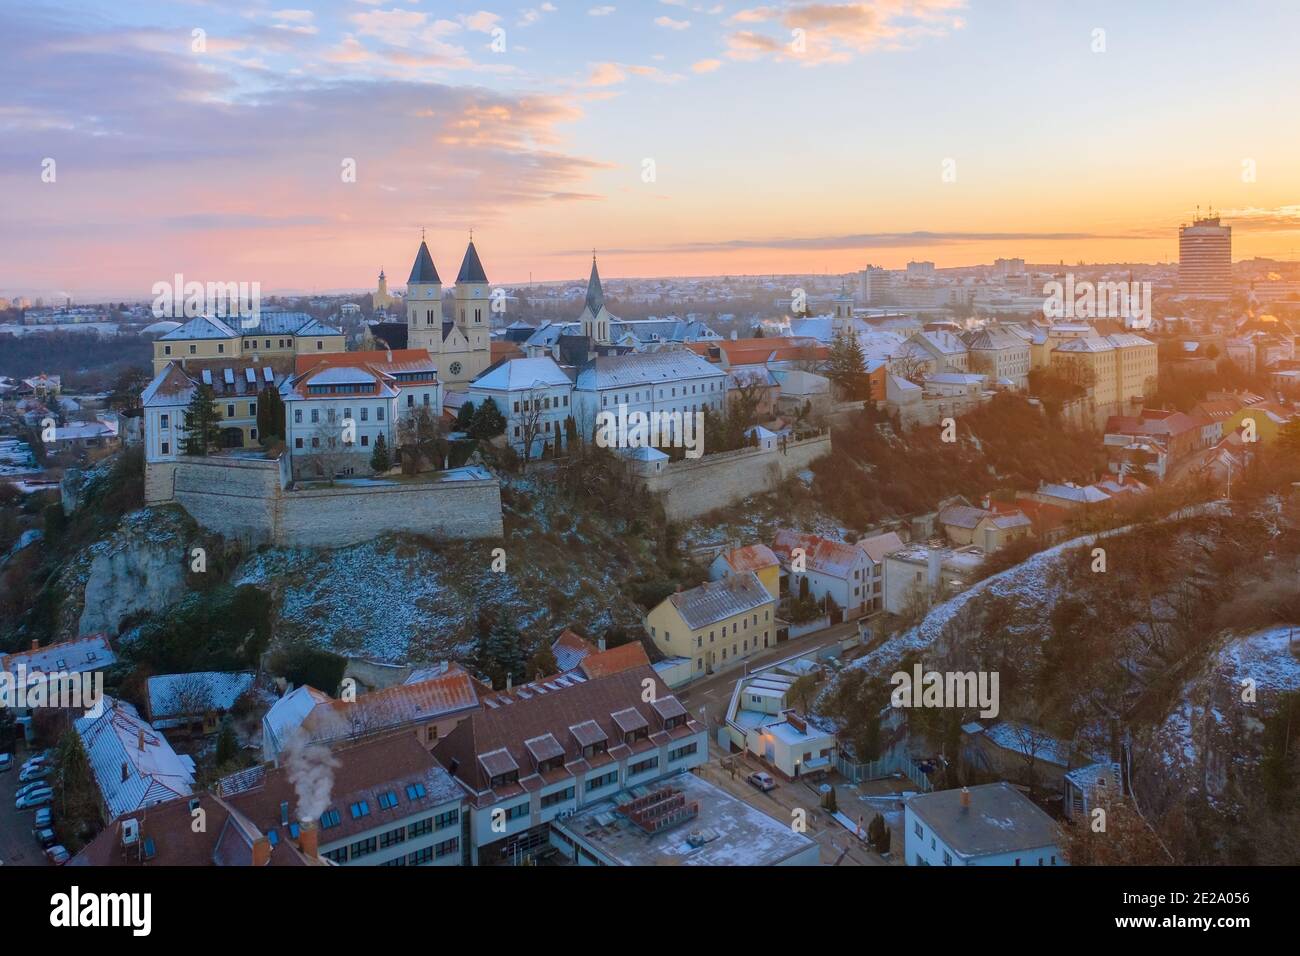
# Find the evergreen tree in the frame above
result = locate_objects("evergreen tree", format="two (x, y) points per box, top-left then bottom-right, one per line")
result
(564, 414), (578, 446)
(828, 330), (870, 401)
(455, 400), (476, 432)
(469, 396), (507, 439)
(181, 382), (221, 456)
(215, 718), (238, 766)
(473, 613), (526, 688)
(369, 432), (391, 473)
(255, 384), (286, 443)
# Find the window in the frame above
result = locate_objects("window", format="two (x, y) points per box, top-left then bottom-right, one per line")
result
(408, 846), (434, 866)
(189, 344), (196, 354)
(405, 783), (427, 801)
(377, 791), (398, 811)
(295, 438), (303, 449)
(161, 442), (169, 454)
(433, 809), (459, 830)
(249, 401), (257, 416)
(377, 407), (385, 421)
(628, 756), (658, 776)
(669, 743), (697, 761)
(349, 800), (370, 820)
(407, 394), (414, 408)
(914, 822), (923, 838)
(311, 409), (319, 424)
(541, 787), (575, 809)
(586, 770), (618, 792)
(294, 409), (303, 424)
(226, 404), (235, 417)
(320, 809), (341, 829)
(361, 435), (369, 447)
(379, 826), (406, 849)
(434, 837), (459, 859)
(164, 345), (172, 355)
(360, 407), (368, 421)
(323, 846), (348, 864)
(349, 836), (378, 859)
(408, 818), (433, 839)
(505, 802), (529, 822)
(160, 414), (169, 429)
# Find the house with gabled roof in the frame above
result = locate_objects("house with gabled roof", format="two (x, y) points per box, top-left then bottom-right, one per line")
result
(771, 529), (874, 619)
(709, 543), (781, 598)
(152, 311), (345, 374)
(75, 697), (197, 822)
(645, 572), (777, 678)
(434, 664), (706, 864)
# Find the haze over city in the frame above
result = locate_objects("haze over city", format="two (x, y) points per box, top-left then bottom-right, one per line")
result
(5, 0), (1300, 300)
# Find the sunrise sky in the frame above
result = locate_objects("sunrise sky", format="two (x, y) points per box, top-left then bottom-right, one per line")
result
(3, 0), (1300, 300)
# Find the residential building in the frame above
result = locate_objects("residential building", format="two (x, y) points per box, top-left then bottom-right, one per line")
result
(466, 356), (573, 456)
(905, 783), (1063, 867)
(434, 665), (708, 864)
(937, 502), (1032, 553)
(76, 697), (197, 822)
(645, 572), (777, 677)
(281, 349), (440, 478)
(218, 732), (466, 866)
(152, 313), (344, 374)
(770, 529), (874, 619)
(854, 530), (905, 612)
(709, 543), (781, 598)
(882, 544), (983, 615)
(963, 326), (1031, 389)
(142, 357), (291, 458)
(572, 349), (727, 442)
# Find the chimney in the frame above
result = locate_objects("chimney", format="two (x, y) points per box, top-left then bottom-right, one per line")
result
(926, 549), (941, 588)
(980, 495), (991, 511)
(959, 786), (971, 812)
(252, 834), (272, 867)
(298, 820), (319, 860)
(597, 637), (606, 652)
(137, 728), (146, 752)
(506, 673), (513, 691)
(31, 639), (39, 651)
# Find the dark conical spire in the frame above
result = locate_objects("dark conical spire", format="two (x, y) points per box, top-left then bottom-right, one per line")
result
(584, 255), (605, 314)
(408, 240), (441, 285)
(457, 240), (488, 284)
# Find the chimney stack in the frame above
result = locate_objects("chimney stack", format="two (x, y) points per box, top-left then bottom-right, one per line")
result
(137, 728), (146, 752)
(298, 820), (319, 860)
(31, 639), (39, 651)
(252, 834), (272, 867)
(959, 786), (971, 812)
(597, 637), (606, 652)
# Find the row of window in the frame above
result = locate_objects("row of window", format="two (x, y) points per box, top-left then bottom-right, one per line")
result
(161, 338), (327, 357)
(295, 406), (387, 424)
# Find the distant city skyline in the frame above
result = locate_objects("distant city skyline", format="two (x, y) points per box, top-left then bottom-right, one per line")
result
(4, 1), (1300, 299)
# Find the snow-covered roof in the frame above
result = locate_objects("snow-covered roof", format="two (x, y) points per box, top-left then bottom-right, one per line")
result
(471, 356), (571, 391)
(147, 671), (256, 722)
(667, 572), (772, 630)
(2, 634), (115, 677)
(575, 350), (724, 391)
(76, 697), (196, 820)
(261, 685), (333, 758)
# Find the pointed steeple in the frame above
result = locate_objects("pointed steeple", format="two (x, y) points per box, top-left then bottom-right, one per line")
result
(457, 240), (488, 284)
(584, 254), (605, 314)
(408, 240), (440, 285)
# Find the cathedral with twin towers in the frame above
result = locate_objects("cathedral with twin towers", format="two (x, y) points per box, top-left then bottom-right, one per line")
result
(399, 235), (493, 389)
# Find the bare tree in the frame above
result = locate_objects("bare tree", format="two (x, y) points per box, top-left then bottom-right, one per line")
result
(890, 349), (932, 386)
(517, 385), (549, 467)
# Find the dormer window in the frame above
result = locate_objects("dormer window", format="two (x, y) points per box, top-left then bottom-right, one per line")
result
(490, 770), (519, 788)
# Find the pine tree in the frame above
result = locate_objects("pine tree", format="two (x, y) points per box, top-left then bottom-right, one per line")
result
(473, 613), (526, 688)
(255, 384), (286, 443)
(527, 642), (559, 680)
(469, 396), (507, 439)
(369, 432), (390, 473)
(181, 382), (221, 456)
(455, 400), (476, 432)
(828, 330), (870, 401)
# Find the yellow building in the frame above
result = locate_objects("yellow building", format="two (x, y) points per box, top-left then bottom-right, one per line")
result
(152, 313), (345, 374)
(645, 572), (776, 680)
(1049, 332), (1157, 422)
(371, 269), (398, 313)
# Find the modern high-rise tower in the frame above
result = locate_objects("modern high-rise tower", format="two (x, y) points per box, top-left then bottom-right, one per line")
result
(1178, 214), (1232, 298)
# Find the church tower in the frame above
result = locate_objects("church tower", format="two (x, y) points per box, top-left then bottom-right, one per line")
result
(451, 238), (491, 381)
(406, 237), (443, 354)
(580, 255), (611, 345)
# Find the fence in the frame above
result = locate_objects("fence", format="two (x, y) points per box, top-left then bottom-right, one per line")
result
(835, 753), (934, 792)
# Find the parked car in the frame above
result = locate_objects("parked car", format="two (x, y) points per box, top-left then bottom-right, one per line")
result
(746, 771), (776, 792)
(0, 754), (12, 772)
(34, 808), (52, 829)
(34, 827), (57, 849)
(15, 788), (54, 810)
(22, 754), (54, 773)
(16, 781), (50, 800)
(18, 765), (51, 784)
(45, 845), (70, 865)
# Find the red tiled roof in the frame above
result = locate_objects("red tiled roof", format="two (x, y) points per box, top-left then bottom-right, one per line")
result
(718, 543), (780, 574)
(578, 642), (650, 679)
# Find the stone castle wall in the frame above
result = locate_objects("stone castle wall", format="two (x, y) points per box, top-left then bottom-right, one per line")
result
(145, 456), (502, 548)
(640, 434), (831, 521)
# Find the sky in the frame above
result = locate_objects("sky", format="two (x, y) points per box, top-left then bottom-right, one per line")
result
(3, 0), (1300, 300)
